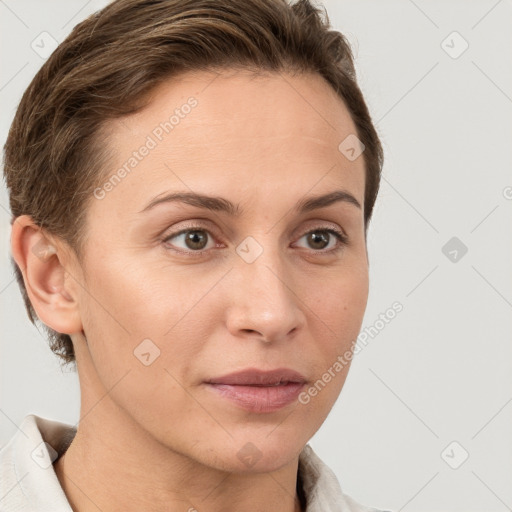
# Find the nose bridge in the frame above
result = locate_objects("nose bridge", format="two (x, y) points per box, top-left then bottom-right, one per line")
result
(228, 234), (304, 341)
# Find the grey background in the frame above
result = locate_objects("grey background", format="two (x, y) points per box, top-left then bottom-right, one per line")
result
(1, 1), (511, 511)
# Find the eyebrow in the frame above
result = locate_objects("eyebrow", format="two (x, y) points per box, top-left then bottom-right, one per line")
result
(138, 189), (361, 215)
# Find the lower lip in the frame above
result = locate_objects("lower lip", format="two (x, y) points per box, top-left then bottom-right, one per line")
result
(205, 382), (306, 413)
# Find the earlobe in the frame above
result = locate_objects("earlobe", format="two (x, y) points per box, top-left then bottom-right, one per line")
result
(10, 215), (83, 335)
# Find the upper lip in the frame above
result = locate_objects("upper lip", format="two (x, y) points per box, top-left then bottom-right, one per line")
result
(206, 368), (307, 386)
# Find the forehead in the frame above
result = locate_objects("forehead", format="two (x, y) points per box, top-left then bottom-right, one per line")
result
(118, 68), (358, 141)
(93, 69), (365, 216)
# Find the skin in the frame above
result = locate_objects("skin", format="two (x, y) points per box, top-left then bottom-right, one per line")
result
(11, 69), (369, 512)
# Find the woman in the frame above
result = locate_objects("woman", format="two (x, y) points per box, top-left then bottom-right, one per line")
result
(1, 0), (388, 510)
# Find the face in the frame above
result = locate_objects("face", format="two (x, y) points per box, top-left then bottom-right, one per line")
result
(71, 69), (369, 472)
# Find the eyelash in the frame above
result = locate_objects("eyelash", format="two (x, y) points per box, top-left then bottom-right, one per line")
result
(161, 224), (348, 258)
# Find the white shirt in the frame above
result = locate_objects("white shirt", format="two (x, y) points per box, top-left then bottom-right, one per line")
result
(0, 414), (389, 512)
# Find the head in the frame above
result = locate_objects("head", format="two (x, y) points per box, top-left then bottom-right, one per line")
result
(5, 0), (383, 472)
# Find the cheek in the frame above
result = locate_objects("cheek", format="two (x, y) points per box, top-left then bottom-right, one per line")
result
(77, 263), (227, 453)
(78, 251), (211, 384)
(299, 282), (367, 422)
(291, 262), (368, 406)
(310, 263), (369, 347)
(78, 263), (203, 433)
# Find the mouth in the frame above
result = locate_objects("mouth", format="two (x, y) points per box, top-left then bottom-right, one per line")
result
(205, 367), (307, 386)
(204, 368), (307, 413)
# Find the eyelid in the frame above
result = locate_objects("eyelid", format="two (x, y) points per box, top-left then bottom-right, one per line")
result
(162, 219), (219, 238)
(162, 219), (235, 245)
(299, 218), (348, 238)
(161, 219), (346, 242)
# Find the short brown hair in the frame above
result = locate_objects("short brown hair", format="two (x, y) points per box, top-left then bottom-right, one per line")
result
(3, 0), (383, 367)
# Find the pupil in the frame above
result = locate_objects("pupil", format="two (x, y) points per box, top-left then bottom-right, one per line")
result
(309, 231), (328, 249)
(186, 230), (207, 250)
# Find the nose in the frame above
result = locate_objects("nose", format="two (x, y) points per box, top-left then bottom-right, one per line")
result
(225, 245), (306, 344)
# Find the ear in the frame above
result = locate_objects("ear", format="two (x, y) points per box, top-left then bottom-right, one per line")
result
(10, 215), (84, 335)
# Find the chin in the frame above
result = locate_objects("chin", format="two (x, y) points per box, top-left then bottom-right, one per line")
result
(192, 430), (306, 474)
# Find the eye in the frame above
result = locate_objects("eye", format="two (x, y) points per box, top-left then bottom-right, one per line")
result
(162, 227), (217, 255)
(294, 228), (348, 253)
(161, 225), (348, 257)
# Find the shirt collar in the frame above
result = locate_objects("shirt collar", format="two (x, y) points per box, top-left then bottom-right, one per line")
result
(1, 414), (75, 511)
(298, 443), (374, 511)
